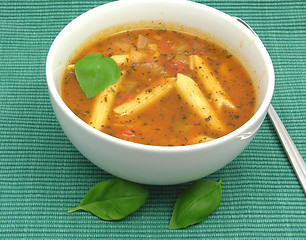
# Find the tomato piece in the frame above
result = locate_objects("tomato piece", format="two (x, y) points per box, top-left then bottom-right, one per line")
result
(159, 40), (176, 52)
(118, 126), (136, 138)
(166, 59), (188, 74)
(116, 93), (135, 105)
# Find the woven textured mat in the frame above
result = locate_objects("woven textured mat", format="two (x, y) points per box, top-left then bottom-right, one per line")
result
(0, 0), (305, 239)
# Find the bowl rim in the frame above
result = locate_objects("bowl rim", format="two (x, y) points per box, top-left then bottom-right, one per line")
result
(46, 0), (275, 153)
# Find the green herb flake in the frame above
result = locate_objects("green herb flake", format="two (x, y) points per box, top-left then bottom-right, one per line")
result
(67, 178), (148, 221)
(74, 53), (121, 98)
(168, 180), (222, 230)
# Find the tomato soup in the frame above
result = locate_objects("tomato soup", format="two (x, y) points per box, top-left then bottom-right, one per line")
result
(61, 28), (256, 146)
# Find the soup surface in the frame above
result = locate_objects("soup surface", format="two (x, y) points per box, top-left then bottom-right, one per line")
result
(62, 28), (256, 146)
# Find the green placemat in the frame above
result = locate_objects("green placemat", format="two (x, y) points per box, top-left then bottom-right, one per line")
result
(0, 0), (305, 239)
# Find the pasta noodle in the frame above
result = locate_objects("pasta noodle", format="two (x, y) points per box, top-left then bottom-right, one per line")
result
(175, 74), (225, 131)
(110, 54), (130, 65)
(89, 72), (125, 130)
(65, 64), (75, 72)
(192, 134), (215, 144)
(65, 54), (130, 72)
(114, 77), (176, 116)
(191, 55), (235, 109)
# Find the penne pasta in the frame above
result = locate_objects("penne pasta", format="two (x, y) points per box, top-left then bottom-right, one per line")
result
(65, 54), (130, 72)
(110, 54), (130, 65)
(189, 54), (194, 71)
(175, 73), (225, 131)
(114, 77), (176, 116)
(192, 134), (215, 144)
(89, 72), (125, 130)
(65, 64), (75, 72)
(191, 55), (235, 109)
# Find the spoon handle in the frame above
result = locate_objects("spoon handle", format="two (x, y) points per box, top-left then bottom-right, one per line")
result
(268, 104), (306, 194)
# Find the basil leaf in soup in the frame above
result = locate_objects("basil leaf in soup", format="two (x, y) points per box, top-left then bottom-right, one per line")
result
(67, 178), (149, 220)
(169, 180), (222, 230)
(74, 53), (121, 98)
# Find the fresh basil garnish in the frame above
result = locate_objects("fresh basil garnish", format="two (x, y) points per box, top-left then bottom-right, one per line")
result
(168, 180), (222, 230)
(67, 178), (148, 220)
(74, 53), (121, 98)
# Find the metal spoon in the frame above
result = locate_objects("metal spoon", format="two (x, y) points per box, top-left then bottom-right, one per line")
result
(268, 105), (306, 194)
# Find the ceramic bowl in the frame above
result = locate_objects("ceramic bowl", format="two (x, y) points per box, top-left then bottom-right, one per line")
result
(46, 0), (274, 185)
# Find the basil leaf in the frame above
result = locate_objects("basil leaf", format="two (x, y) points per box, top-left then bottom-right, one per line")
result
(74, 53), (121, 98)
(67, 178), (148, 220)
(169, 180), (222, 230)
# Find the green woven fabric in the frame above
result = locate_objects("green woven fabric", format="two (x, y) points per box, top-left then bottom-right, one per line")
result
(0, 0), (305, 239)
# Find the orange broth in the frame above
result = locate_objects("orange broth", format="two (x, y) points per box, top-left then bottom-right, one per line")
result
(61, 28), (256, 146)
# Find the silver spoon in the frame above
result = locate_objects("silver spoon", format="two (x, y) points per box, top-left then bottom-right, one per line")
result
(268, 105), (306, 194)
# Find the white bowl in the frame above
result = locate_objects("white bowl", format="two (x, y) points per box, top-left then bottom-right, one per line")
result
(46, 0), (274, 185)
